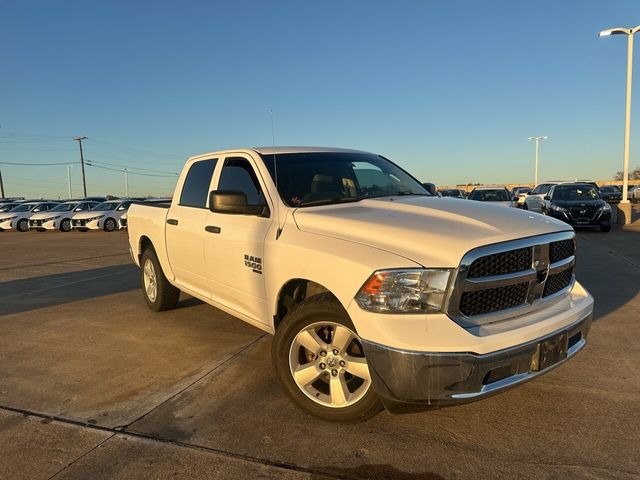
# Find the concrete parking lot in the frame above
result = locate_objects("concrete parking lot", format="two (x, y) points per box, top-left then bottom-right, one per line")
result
(0, 226), (639, 480)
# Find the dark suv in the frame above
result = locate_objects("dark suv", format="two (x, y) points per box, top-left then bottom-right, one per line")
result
(542, 183), (611, 232)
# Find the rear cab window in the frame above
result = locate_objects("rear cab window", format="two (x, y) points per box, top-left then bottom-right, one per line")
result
(179, 159), (218, 208)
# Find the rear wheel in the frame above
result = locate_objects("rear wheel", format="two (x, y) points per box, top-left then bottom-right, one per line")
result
(60, 218), (72, 232)
(16, 219), (28, 232)
(140, 248), (180, 312)
(272, 293), (381, 423)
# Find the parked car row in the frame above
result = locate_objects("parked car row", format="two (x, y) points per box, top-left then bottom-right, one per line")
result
(0, 197), (171, 232)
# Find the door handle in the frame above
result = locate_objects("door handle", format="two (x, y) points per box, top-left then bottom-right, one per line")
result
(167, 218), (179, 226)
(205, 225), (221, 234)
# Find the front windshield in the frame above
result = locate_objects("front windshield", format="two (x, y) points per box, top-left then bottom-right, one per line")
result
(92, 202), (119, 211)
(0, 204), (17, 212)
(261, 152), (429, 207)
(553, 186), (600, 201)
(10, 203), (37, 213)
(469, 189), (510, 201)
(600, 186), (617, 193)
(51, 202), (78, 212)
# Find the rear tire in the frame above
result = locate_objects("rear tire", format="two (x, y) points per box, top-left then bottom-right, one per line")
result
(140, 248), (180, 312)
(272, 293), (381, 423)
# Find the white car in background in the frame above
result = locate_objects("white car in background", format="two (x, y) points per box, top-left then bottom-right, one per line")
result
(467, 186), (513, 207)
(630, 185), (640, 202)
(0, 202), (22, 214)
(0, 201), (60, 232)
(29, 200), (100, 232)
(524, 182), (563, 212)
(71, 199), (135, 232)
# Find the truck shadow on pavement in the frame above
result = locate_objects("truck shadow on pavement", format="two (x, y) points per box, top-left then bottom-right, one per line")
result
(0, 264), (139, 316)
(575, 228), (640, 320)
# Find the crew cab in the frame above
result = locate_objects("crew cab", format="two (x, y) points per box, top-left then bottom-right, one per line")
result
(127, 147), (594, 422)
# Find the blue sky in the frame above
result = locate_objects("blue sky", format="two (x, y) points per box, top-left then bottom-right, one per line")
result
(1, 0), (640, 198)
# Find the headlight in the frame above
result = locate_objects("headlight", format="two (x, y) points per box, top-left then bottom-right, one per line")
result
(550, 204), (567, 212)
(1, 216), (16, 222)
(355, 269), (452, 314)
(598, 203), (611, 211)
(84, 215), (104, 222)
(46, 216), (61, 221)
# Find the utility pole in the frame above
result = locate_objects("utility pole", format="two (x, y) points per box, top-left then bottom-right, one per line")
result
(124, 169), (129, 197)
(73, 136), (88, 197)
(0, 168), (5, 199)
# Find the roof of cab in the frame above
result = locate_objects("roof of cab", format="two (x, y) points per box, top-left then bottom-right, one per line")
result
(188, 146), (369, 161)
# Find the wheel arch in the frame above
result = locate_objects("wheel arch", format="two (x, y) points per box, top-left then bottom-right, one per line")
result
(273, 278), (341, 330)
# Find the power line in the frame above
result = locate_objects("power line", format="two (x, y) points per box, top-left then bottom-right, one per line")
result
(0, 161), (80, 166)
(86, 162), (178, 178)
(86, 158), (179, 175)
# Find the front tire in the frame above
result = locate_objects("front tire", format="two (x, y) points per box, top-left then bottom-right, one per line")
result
(140, 248), (180, 312)
(16, 219), (28, 232)
(103, 218), (117, 232)
(60, 219), (72, 232)
(272, 293), (381, 423)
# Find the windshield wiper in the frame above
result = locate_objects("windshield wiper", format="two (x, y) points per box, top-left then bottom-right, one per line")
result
(298, 197), (364, 207)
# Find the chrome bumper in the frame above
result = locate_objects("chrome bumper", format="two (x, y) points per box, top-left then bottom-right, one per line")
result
(362, 312), (592, 413)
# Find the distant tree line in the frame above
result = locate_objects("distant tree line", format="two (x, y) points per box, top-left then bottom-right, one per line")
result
(614, 166), (640, 180)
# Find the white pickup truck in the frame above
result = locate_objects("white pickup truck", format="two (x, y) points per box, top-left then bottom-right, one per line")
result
(127, 147), (593, 422)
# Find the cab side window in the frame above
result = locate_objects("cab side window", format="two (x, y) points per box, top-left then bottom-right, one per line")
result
(217, 157), (266, 207)
(180, 159), (218, 208)
(531, 184), (551, 195)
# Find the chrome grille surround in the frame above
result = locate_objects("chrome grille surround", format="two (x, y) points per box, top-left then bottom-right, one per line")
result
(445, 231), (576, 328)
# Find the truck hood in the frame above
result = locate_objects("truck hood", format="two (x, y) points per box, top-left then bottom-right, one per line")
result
(292, 196), (571, 267)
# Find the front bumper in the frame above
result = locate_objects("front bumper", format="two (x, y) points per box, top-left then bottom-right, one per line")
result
(362, 312), (591, 413)
(546, 209), (610, 227)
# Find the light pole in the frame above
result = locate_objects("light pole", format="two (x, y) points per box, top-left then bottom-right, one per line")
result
(124, 169), (129, 197)
(67, 164), (73, 199)
(599, 25), (640, 209)
(528, 136), (547, 186)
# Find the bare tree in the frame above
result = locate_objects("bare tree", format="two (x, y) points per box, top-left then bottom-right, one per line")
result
(614, 166), (640, 180)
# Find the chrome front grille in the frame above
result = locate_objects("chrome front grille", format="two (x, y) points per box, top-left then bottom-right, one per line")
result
(446, 232), (576, 327)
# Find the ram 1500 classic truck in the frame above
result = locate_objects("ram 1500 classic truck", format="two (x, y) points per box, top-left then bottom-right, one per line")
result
(127, 147), (593, 422)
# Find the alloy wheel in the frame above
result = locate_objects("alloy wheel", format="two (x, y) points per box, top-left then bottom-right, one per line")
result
(288, 321), (371, 409)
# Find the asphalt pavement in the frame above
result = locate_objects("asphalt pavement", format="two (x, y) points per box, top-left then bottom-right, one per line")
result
(0, 226), (638, 480)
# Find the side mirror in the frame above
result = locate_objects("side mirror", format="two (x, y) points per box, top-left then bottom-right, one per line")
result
(544, 195), (550, 200)
(512, 196), (519, 202)
(209, 190), (269, 217)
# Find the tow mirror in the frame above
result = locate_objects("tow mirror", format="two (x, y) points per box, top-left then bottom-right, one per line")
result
(209, 190), (269, 217)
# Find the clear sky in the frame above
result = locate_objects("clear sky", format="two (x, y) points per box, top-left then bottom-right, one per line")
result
(1, 0), (640, 198)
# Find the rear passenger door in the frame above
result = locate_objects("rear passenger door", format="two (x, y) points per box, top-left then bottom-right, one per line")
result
(203, 154), (273, 326)
(166, 158), (218, 297)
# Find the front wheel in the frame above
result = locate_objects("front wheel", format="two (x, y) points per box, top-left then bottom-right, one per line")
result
(140, 248), (180, 312)
(16, 219), (29, 232)
(103, 217), (117, 232)
(272, 293), (381, 423)
(60, 218), (72, 232)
